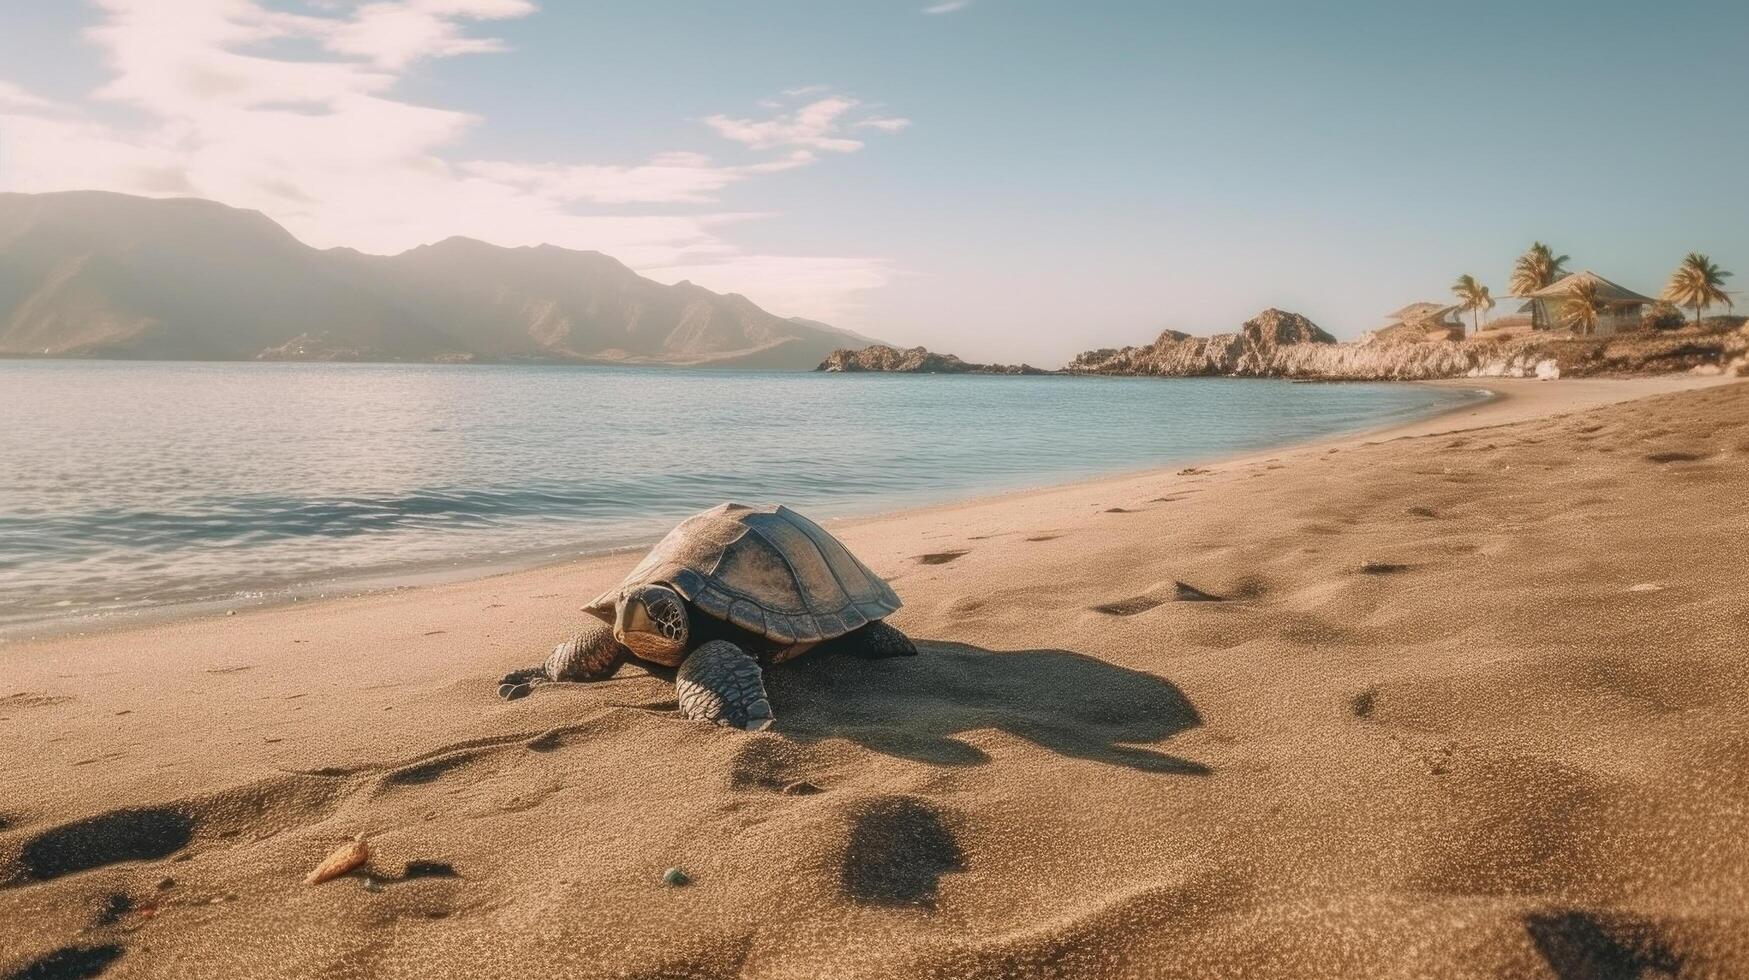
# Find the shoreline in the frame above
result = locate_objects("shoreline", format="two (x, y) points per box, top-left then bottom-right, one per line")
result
(0, 377), (1487, 643)
(0, 374), (1719, 646)
(1, 373), (1724, 652)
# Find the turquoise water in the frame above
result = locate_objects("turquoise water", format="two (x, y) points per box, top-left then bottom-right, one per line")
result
(0, 361), (1480, 634)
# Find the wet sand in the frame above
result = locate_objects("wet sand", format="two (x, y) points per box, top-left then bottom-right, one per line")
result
(3, 375), (1746, 979)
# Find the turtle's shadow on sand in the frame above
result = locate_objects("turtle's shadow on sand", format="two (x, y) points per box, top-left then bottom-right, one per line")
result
(768, 641), (1209, 776)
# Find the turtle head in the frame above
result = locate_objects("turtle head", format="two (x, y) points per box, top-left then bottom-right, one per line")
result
(615, 584), (690, 664)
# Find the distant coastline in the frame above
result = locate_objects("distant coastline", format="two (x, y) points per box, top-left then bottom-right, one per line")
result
(9, 192), (1745, 381)
(818, 307), (1749, 381)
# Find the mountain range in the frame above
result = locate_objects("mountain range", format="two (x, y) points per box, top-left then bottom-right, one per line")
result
(0, 191), (881, 368)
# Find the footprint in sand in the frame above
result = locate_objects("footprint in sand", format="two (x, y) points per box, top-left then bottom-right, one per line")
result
(914, 550), (968, 566)
(8, 806), (194, 884)
(1524, 909), (1682, 979)
(1173, 581), (1226, 602)
(1092, 581), (1226, 616)
(525, 730), (572, 753)
(840, 796), (963, 908)
(5, 944), (126, 980)
(1092, 595), (1163, 616)
(400, 860), (460, 881)
(380, 750), (485, 788)
(727, 738), (830, 795)
(93, 893), (132, 927)
(1, 692), (75, 710)
(1349, 688), (1379, 719)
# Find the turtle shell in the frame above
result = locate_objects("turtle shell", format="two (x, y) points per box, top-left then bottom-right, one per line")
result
(587, 503), (900, 646)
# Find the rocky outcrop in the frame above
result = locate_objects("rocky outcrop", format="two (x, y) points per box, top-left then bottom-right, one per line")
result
(1068, 309), (1749, 381)
(816, 345), (1051, 375)
(1066, 309), (1341, 377)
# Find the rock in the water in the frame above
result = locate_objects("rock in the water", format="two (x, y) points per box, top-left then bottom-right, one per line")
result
(816, 344), (1051, 375)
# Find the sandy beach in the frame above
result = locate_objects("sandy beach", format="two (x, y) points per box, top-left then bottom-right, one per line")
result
(3, 374), (1746, 979)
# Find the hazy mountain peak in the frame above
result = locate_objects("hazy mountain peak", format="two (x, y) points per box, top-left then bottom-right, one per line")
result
(0, 191), (882, 369)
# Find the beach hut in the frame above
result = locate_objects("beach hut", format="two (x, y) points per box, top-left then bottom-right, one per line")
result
(1526, 271), (1656, 335)
(1377, 302), (1465, 341)
(1383, 302), (1464, 329)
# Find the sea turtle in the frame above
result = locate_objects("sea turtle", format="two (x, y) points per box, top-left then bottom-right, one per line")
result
(498, 503), (915, 730)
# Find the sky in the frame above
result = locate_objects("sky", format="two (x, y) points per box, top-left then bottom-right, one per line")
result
(0, 0), (1745, 365)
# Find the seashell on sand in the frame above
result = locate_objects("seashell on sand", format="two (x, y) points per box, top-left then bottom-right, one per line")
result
(305, 837), (370, 885)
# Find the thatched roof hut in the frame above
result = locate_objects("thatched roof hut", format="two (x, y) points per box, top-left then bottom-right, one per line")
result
(1527, 271), (1655, 335)
(1378, 301), (1464, 342)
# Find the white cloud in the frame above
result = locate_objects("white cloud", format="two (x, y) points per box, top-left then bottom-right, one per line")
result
(705, 96), (911, 154)
(856, 116), (912, 134)
(324, 0), (535, 69)
(923, 0), (973, 14)
(0, 1), (907, 324)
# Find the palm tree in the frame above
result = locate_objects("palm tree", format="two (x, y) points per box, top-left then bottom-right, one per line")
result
(1560, 279), (1603, 335)
(1510, 241), (1572, 296)
(1662, 253), (1734, 326)
(1451, 274), (1496, 335)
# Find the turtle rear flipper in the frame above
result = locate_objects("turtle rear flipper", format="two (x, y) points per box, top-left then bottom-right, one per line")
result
(499, 620), (627, 701)
(676, 640), (773, 732)
(837, 620), (917, 659)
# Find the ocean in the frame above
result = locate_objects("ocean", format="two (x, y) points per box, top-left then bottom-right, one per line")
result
(0, 360), (1482, 635)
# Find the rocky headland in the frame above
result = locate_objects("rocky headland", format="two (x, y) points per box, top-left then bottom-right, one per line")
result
(815, 344), (1052, 375)
(820, 309), (1748, 382)
(1066, 308), (1749, 381)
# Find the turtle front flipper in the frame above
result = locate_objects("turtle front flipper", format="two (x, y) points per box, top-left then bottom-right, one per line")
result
(675, 640), (773, 732)
(497, 667), (546, 701)
(499, 619), (628, 701)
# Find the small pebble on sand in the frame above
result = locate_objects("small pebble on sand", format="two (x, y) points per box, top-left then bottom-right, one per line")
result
(662, 867), (690, 887)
